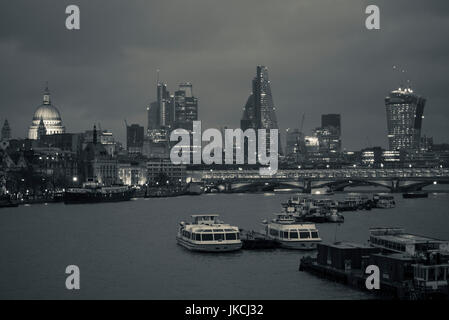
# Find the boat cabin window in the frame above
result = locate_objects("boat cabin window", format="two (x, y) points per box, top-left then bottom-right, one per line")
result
(195, 233), (201, 241)
(225, 233), (237, 240)
(428, 268), (435, 281)
(214, 233), (225, 241)
(201, 234), (213, 241)
(269, 229), (279, 237)
(437, 267), (445, 281)
(182, 231), (191, 238)
(289, 231), (298, 239)
(300, 231), (310, 239)
(311, 231), (319, 238)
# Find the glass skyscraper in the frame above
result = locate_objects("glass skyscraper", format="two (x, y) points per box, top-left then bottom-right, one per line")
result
(385, 87), (426, 150)
(174, 82), (198, 131)
(240, 66), (280, 156)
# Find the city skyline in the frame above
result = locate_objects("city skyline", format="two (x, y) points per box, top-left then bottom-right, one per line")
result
(2, 74), (443, 153)
(1, 1), (449, 149)
(0, 78), (442, 152)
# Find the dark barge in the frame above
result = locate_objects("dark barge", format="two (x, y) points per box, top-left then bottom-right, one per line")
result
(402, 192), (429, 199)
(240, 229), (280, 249)
(64, 181), (134, 204)
(299, 228), (449, 300)
(0, 195), (19, 208)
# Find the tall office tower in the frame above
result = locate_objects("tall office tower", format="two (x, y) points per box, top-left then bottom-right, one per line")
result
(241, 66), (279, 131)
(317, 114), (342, 153)
(254, 66), (279, 132)
(1, 119), (11, 140)
(314, 126), (341, 153)
(240, 66), (280, 157)
(127, 124), (145, 154)
(321, 114), (341, 136)
(174, 83), (198, 131)
(147, 78), (175, 143)
(385, 87), (426, 150)
(179, 82), (193, 98)
(147, 101), (159, 131)
(157, 82), (171, 127)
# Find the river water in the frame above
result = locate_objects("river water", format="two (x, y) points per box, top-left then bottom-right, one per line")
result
(1, 187), (448, 299)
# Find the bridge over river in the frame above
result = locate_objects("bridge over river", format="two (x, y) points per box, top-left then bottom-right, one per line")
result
(187, 167), (449, 193)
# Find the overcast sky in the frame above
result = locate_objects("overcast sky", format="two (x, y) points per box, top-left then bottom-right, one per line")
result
(0, 0), (448, 150)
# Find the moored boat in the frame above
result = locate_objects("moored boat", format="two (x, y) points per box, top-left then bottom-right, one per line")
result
(402, 191), (429, 199)
(64, 180), (134, 204)
(373, 193), (395, 208)
(176, 214), (242, 252)
(0, 195), (19, 208)
(263, 213), (322, 250)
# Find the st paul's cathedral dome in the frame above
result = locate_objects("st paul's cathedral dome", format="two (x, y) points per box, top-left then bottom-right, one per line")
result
(28, 85), (65, 140)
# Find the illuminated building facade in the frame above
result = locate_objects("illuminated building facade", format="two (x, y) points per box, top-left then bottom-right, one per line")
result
(385, 87), (426, 151)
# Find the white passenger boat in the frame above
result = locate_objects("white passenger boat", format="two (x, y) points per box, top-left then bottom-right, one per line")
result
(263, 213), (322, 250)
(176, 214), (242, 252)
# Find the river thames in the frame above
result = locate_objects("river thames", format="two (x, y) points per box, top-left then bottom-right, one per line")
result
(1, 187), (448, 299)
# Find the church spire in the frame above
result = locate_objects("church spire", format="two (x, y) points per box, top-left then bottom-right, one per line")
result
(43, 81), (51, 105)
(37, 117), (47, 140)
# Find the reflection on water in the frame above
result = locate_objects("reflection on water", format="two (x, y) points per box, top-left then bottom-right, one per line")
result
(0, 189), (448, 299)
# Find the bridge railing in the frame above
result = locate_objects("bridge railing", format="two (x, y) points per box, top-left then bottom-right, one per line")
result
(188, 168), (449, 181)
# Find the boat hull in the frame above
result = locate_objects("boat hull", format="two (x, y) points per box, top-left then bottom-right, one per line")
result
(64, 190), (134, 204)
(277, 240), (320, 250)
(176, 236), (242, 252)
(0, 201), (19, 208)
(403, 193), (428, 199)
(375, 202), (395, 209)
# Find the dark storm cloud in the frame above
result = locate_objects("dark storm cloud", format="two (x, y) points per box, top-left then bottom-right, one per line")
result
(0, 0), (448, 149)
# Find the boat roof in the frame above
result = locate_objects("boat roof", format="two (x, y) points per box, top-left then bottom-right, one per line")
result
(185, 224), (238, 232)
(373, 233), (447, 245)
(191, 214), (219, 217)
(370, 227), (447, 245)
(270, 223), (318, 230)
(326, 241), (374, 250)
(370, 252), (416, 261)
(273, 212), (295, 216)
